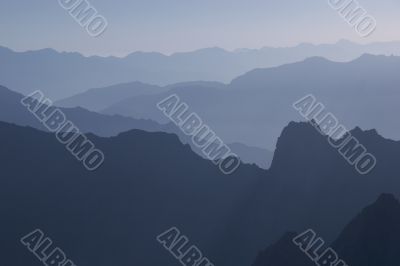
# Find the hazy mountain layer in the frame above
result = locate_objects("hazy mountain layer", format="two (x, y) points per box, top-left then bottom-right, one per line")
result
(102, 54), (400, 149)
(2, 40), (400, 99)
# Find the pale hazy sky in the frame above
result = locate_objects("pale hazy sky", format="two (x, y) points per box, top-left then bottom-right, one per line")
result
(1, 0), (399, 56)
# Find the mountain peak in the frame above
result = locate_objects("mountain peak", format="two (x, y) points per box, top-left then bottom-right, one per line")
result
(350, 126), (379, 138)
(353, 53), (396, 64)
(281, 121), (318, 137)
(269, 121), (386, 175)
(252, 231), (313, 266)
(372, 193), (400, 209)
(270, 121), (326, 171)
(332, 194), (400, 266)
(302, 56), (333, 64)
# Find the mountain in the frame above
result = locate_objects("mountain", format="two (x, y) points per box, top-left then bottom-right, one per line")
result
(3, 40), (400, 99)
(103, 54), (400, 149)
(3, 120), (400, 266)
(0, 85), (271, 168)
(252, 194), (400, 266)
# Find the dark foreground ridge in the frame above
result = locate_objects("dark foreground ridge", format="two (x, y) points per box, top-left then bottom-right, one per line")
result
(1, 120), (400, 266)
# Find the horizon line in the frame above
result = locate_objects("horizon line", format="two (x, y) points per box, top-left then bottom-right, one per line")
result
(2, 39), (400, 59)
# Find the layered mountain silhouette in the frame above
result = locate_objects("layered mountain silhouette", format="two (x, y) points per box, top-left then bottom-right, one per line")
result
(100, 54), (400, 149)
(2, 40), (400, 99)
(1, 120), (400, 266)
(253, 194), (400, 266)
(0, 85), (162, 136)
(0, 85), (272, 168)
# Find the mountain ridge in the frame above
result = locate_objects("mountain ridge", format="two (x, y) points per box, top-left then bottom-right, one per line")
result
(252, 193), (400, 266)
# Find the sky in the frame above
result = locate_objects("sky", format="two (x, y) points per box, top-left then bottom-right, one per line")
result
(0, 0), (399, 56)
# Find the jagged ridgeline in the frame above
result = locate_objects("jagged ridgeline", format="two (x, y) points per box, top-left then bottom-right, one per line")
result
(1, 118), (400, 266)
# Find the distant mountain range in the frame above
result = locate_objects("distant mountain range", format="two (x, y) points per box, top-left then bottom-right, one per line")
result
(0, 85), (272, 169)
(3, 40), (400, 99)
(2, 120), (400, 266)
(87, 54), (400, 149)
(253, 194), (400, 266)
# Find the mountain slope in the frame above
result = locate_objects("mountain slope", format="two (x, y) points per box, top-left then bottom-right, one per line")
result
(252, 232), (313, 266)
(332, 194), (400, 266)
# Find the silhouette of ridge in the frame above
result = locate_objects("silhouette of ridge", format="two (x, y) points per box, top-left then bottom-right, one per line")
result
(253, 194), (400, 266)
